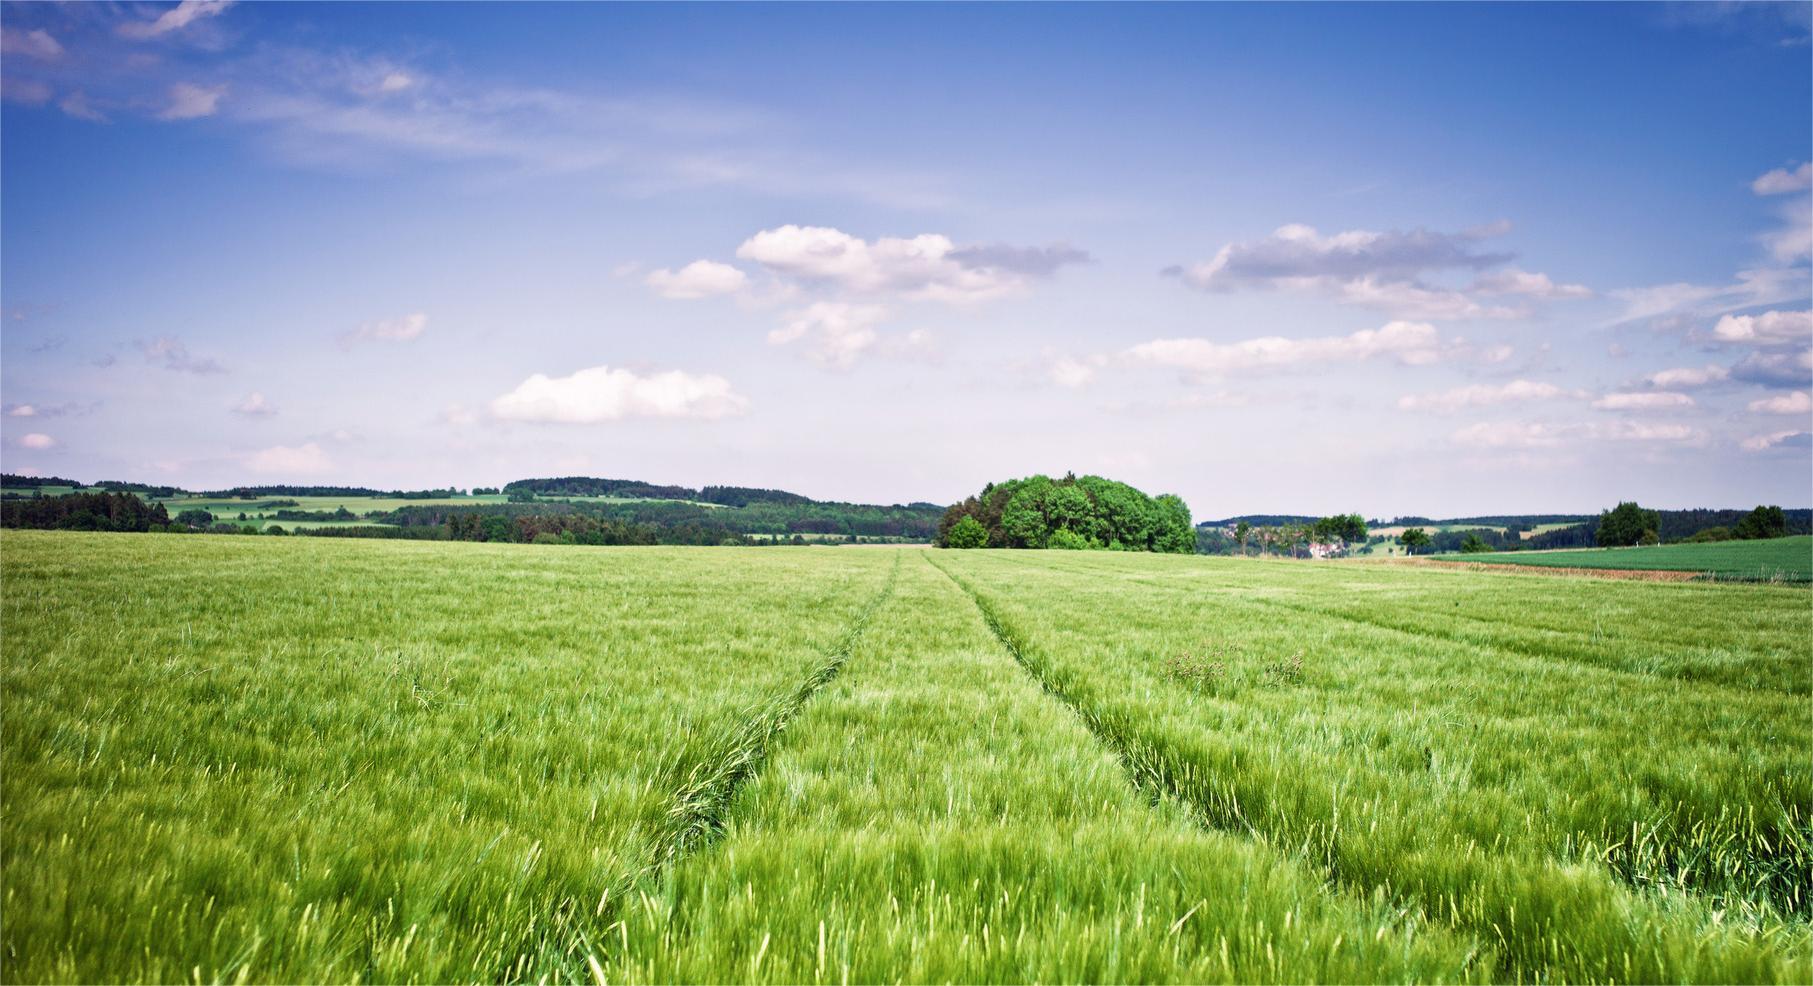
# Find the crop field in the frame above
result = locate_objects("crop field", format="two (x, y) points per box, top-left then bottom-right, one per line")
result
(1429, 535), (1812, 581)
(2, 533), (1809, 983)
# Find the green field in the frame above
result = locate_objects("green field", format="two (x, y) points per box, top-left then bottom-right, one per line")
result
(1431, 535), (1813, 580)
(3, 533), (1809, 982)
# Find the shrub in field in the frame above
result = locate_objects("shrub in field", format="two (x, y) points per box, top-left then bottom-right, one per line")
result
(945, 514), (987, 548)
(1735, 504), (1789, 540)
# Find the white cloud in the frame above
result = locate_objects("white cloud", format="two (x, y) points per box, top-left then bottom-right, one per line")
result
(1452, 419), (1705, 449)
(1753, 162), (1812, 195)
(1749, 390), (1812, 414)
(1608, 268), (1804, 327)
(645, 260), (748, 299)
(1128, 321), (1445, 376)
(1740, 429), (1811, 452)
(339, 312), (427, 347)
(246, 441), (332, 475)
(231, 392), (276, 418)
(378, 72), (414, 93)
(1050, 355), (1099, 389)
(735, 225), (1080, 303)
(18, 433), (56, 450)
(441, 403), (479, 427)
(767, 302), (890, 369)
(1644, 363), (1730, 389)
(1591, 391), (1695, 411)
(0, 27), (63, 60)
(1470, 268), (1592, 298)
(118, 0), (236, 40)
(1711, 309), (1812, 345)
(159, 82), (225, 121)
(5, 404), (37, 418)
(490, 364), (747, 423)
(1397, 379), (1576, 412)
(1763, 197), (1812, 263)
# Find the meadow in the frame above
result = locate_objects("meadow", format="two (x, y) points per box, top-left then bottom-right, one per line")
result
(1429, 535), (1813, 581)
(2, 532), (1808, 983)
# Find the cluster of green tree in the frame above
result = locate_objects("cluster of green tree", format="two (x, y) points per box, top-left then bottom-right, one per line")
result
(270, 507), (360, 522)
(1677, 506), (1793, 543)
(1, 492), (170, 531)
(380, 497), (940, 542)
(1209, 515), (1369, 557)
(1595, 502), (1664, 547)
(441, 512), (737, 546)
(696, 485), (814, 507)
(198, 485), (389, 499)
(1386, 513), (1593, 528)
(935, 474), (1194, 552)
(1, 473), (83, 489)
(502, 477), (697, 500)
(1653, 506), (1809, 541)
(1524, 524), (1595, 549)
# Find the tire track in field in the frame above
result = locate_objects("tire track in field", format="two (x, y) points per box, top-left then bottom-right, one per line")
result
(934, 552), (1813, 967)
(539, 554), (902, 982)
(924, 552), (1262, 840)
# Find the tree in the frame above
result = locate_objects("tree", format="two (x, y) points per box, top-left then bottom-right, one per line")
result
(1596, 501), (1660, 547)
(1733, 504), (1788, 540)
(1460, 533), (1493, 553)
(1398, 528), (1431, 555)
(946, 514), (987, 548)
(174, 509), (214, 529)
(1235, 521), (1251, 557)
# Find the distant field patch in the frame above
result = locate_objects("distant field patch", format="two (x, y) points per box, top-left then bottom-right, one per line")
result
(1430, 535), (1811, 581)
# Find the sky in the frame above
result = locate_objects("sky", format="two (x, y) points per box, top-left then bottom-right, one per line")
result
(2, 1), (1809, 518)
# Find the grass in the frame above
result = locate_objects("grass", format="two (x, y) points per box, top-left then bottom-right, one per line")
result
(1429, 535), (1812, 581)
(2, 532), (1809, 982)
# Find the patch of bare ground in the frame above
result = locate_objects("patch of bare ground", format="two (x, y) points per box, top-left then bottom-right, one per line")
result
(1380, 557), (1701, 582)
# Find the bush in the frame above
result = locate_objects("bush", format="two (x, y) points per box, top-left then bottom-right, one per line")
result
(1460, 533), (1493, 553)
(1047, 528), (1091, 550)
(945, 515), (988, 549)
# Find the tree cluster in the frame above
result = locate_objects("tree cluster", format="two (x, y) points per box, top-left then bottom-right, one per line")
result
(1595, 502), (1662, 547)
(1, 492), (169, 531)
(936, 474), (1194, 552)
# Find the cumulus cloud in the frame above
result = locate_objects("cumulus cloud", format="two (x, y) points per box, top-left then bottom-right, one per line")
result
(1711, 308), (1812, 345)
(1397, 379), (1577, 412)
(1591, 391), (1696, 411)
(766, 302), (891, 369)
(18, 433), (57, 450)
(118, 0), (236, 40)
(645, 260), (748, 299)
(1753, 162), (1812, 196)
(490, 364), (747, 423)
(139, 336), (226, 374)
(339, 312), (427, 347)
(1740, 429), (1812, 452)
(1470, 268), (1592, 298)
(1, 27), (63, 60)
(246, 441), (332, 475)
(1763, 197), (1811, 263)
(735, 225), (1083, 303)
(158, 82), (225, 120)
(1644, 363), (1730, 389)
(231, 392), (276, 418)
(1749, 390), (1811, 414)
(1127, 321), (1446, 376)
(1160, 222), (1571, 320)
(1730, 348), (1813, 389)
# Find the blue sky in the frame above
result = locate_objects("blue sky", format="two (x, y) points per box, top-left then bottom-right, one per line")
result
(2, 1), (1809, 517)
